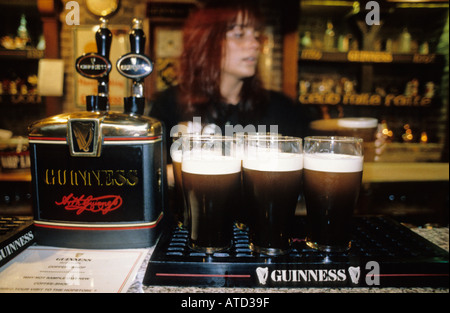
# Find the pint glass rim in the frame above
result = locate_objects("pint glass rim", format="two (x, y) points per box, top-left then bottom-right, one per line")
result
(181, 134), (239, 146)
(304, 136), (363, 143)
(181, 134), (242, 165)
(183, 133), (228, 139)
(245, 135), (302, 143)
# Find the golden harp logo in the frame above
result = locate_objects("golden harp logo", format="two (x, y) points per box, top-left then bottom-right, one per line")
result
(73, 122), (94, 152)
(68, 119), (100, 157)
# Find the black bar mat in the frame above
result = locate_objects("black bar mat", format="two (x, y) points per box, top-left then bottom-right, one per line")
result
(1, 216), (34, 267)
(143, 216), (448, 288)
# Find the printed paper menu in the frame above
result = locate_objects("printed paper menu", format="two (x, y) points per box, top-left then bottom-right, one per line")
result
(0, 246), (148, 293)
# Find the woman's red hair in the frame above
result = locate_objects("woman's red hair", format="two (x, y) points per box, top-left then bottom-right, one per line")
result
(178, 0), (266, 116)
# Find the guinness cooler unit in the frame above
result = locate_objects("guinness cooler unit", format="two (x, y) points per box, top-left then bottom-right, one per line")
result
(28, 18), (167, 249)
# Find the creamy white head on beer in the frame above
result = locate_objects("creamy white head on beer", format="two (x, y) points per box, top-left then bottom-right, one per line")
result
(243, 152), (303, 172)
(182, 155), (241, 175)
(304, 153), (363, 173)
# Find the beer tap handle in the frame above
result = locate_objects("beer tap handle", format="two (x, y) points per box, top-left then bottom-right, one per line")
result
(129, 19), (146, 99)
(130, 18), (145, 55)
(96, 18), (112, 100)
(75, 18), (112, 111)
(96, 18), (112, 60)
(116, 18), (153, 114)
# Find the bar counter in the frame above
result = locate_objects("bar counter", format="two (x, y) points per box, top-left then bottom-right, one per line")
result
(0, 219), (447, 294)
(1, 162), (448, 293)
(362, 162), (449, 183)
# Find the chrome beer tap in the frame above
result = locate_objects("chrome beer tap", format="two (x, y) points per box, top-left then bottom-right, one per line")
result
(29, 20), (166, 250)
(117, 18), (154, 115)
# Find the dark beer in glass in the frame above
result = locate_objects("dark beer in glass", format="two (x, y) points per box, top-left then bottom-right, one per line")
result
(243, 136), (303, 256)
(182, 135), (241, 254)
(303, 136), (363, 252)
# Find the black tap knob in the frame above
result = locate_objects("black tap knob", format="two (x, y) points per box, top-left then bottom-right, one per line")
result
(116, 18), (153, 115)
(116, 19), (153, 84)
(130, 18), (145, 55)
(96, 18), (112, 59)
(75, 18), (112, 111)
(95, 18), (112, 99)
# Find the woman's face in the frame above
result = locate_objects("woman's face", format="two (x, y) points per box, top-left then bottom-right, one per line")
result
(222, 12), (261, 82)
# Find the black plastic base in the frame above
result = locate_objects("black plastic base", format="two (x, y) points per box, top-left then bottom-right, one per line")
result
(1, 216), (35, 267)
(34, 224), (162, 249)
(143, 216), (448, 288)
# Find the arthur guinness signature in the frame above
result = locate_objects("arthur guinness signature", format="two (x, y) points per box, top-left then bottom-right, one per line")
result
(55, 193), (123, 215)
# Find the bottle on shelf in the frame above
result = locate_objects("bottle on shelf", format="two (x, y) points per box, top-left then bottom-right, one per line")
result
(300, 31), (312, 49)
(399, 28), (411, 53)
(323, 21), (335, 51)
(16, 14), (31, 49)
(338, 35), (350, 52)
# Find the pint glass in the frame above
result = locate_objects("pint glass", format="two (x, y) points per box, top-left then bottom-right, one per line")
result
(303, 136), (363, 252)
(235, 132), (281, 230)
(243, 136), (303, 256)
(170, 135), (188, 228)
(182, 135), (241, 253)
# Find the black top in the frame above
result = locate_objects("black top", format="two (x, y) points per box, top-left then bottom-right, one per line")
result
(149, 86), (307, 160)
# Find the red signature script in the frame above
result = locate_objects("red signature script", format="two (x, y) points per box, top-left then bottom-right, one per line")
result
(55, 193), (123, 215)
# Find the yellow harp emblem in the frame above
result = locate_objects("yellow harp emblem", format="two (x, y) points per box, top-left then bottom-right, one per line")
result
(72, 122), (94, 152)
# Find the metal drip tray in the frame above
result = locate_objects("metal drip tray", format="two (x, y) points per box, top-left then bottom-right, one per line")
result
(143, 216), (448, 288)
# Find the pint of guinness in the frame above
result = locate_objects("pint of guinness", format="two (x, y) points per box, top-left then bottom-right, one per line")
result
(182, 136), (241, 253)
(243, 136), (303, 256)
(303, 136), (363, 252)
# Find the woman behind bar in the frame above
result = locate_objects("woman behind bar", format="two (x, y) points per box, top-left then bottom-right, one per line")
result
(150, 0), (306, 155)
